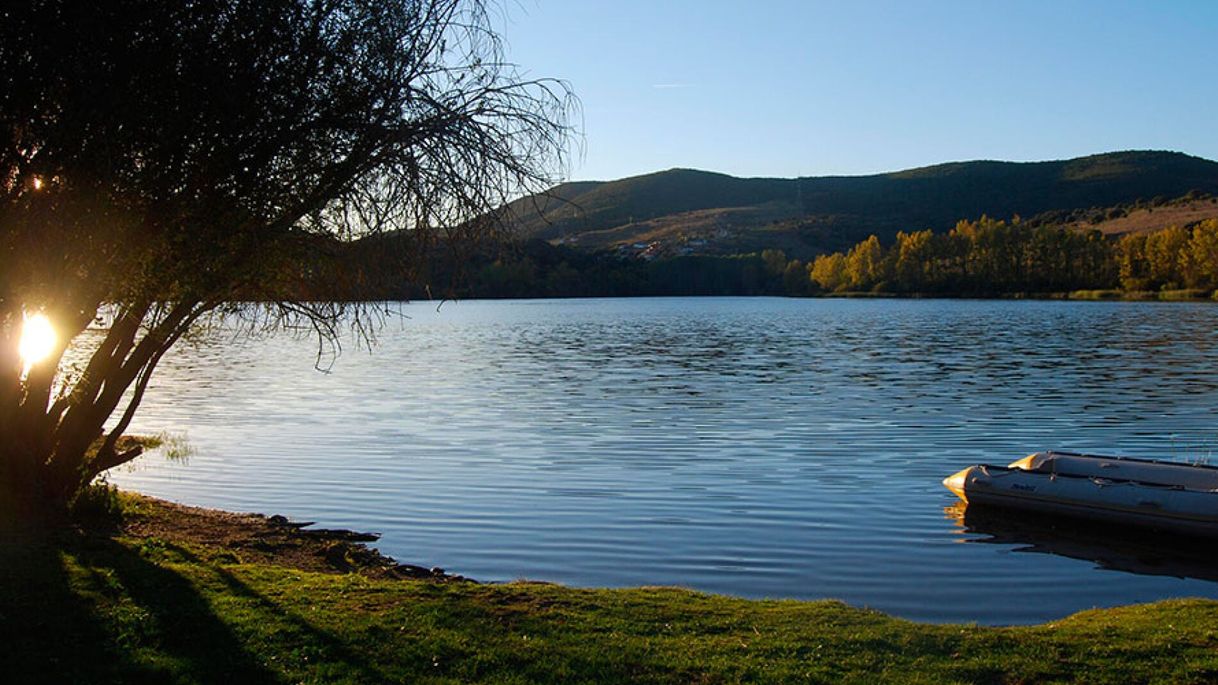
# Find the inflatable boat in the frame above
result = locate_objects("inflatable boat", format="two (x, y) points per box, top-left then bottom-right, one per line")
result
(943, 451), (1218, 537)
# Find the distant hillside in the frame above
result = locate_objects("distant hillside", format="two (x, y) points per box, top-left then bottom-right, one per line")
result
(507, 151), (1218, 259)
(1032, 197), (1218, 236)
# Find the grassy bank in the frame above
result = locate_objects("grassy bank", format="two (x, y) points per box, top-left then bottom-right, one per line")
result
(3, 494), (1218, 684)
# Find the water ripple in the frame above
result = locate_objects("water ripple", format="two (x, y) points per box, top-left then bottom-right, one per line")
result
(107, 297), (1218, 624)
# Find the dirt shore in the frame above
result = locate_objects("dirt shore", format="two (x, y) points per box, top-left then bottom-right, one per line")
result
(117, 492), (467, 582)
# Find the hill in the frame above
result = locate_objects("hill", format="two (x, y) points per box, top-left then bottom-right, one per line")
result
(508, 151), (1218, 259)
(1031, 196), (1218, 236)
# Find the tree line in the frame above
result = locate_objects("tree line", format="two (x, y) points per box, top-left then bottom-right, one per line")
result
(398, 216), (1218, 300)
(380, 241), (809, 299)
(810, 217), (1218, 296)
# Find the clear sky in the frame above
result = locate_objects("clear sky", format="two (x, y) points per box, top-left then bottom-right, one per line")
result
(498, 0), (1218, 181)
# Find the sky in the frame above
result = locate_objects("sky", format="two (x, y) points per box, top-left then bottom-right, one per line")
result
(497, 0), (1218, 181)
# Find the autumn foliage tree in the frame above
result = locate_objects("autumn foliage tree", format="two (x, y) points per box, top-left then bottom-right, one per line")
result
(0, 0), (574, 516)
(810, 218), (1120, 294)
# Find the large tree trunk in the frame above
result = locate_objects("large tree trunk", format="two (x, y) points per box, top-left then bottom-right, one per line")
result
(0, 300), (206, 518)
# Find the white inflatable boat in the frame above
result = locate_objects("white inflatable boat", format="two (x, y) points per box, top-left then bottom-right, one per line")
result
(943, 451), (1218, 537)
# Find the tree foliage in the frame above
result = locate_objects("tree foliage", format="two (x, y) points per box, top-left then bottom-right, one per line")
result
(810, 218), (1218, 296)
(388, 218), (1218, 301)
(0, 0), (574, 514)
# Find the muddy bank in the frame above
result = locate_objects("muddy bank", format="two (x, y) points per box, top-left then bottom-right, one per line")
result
(118, 493), (469, 582)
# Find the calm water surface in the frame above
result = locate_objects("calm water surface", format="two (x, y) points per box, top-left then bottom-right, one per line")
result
(108, 297), (1218, 624)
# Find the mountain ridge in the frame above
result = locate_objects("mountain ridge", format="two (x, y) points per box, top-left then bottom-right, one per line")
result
(509, 150), (1218, 259)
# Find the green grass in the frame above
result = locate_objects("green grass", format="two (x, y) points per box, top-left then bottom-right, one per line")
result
(4, 526), (1218, 684)
(1067, 289), (1127, 300)
(1157, 288), (1212, 301)
(1064, 289), (1215, 301)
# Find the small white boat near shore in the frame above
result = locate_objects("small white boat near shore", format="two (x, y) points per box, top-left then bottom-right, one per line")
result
(943, 451), (1218, 537)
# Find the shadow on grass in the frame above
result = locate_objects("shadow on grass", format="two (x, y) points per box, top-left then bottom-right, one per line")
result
(0, 523), (281, 684)
(0, 522), (408, 684)
(164, 541), (398, 683)
(0, 528), (124, 683)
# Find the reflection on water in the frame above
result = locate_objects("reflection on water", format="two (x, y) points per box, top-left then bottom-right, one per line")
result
(106, 297), (1218, 624)
(946, 502), (1218, 584)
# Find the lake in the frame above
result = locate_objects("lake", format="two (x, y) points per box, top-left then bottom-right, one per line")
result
(108, 297), (1218, 624)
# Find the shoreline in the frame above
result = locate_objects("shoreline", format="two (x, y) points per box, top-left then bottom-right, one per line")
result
(6, 491), (1218, 682)
(374, 290), (1218, 304)
(115, 492), (469, 582)
(813, 288), (1218, 302)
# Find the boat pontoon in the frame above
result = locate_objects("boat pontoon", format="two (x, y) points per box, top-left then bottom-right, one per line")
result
(943, 451), (1218, 537)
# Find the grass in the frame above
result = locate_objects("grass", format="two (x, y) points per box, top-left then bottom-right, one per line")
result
(1067, 289), (1127, 300)
(1157, 289), (1211, 301)
(4, 496), (1218, 684)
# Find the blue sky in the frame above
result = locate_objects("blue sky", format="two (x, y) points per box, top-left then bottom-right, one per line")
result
(499, 1), (1218, 181)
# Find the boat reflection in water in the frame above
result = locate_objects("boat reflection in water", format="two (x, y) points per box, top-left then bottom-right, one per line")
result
(946, 502), (1218, 584)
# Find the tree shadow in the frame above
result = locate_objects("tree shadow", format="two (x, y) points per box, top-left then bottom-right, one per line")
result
(0, 523), (407, 683)
(156, 541), (399, 683)
(0, 524), (279, 683)
(0, 528), (125, 684)
(74, 534), (283, 683)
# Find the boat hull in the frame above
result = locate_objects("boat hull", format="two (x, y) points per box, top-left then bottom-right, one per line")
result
(944, 453), (1218, 538)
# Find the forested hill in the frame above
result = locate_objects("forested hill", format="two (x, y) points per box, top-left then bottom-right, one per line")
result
(509, 151), (1218, 259)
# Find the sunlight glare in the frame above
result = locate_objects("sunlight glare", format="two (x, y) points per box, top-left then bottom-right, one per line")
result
(19, 312), (57, 372)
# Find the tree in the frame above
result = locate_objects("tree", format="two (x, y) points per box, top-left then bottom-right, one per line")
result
(844, 235), (887, 290)
(1117, 233), (1151, 291)
(0, 0), (575, 516)
(892, 230), (933, 292)
(1181, 220), (1218, 290)
(781, 259), (809, 296)
(810, 252), (847, 292)
(760, 249), (788, 276)
(1144, 225), (1189, 290)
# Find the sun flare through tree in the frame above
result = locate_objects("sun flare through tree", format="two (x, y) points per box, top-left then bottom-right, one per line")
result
(0, 0), (575, 517)
(17, 313), (56, 378)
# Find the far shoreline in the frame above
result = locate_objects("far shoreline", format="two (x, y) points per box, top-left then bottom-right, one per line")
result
(394, 289), (1218, 304)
